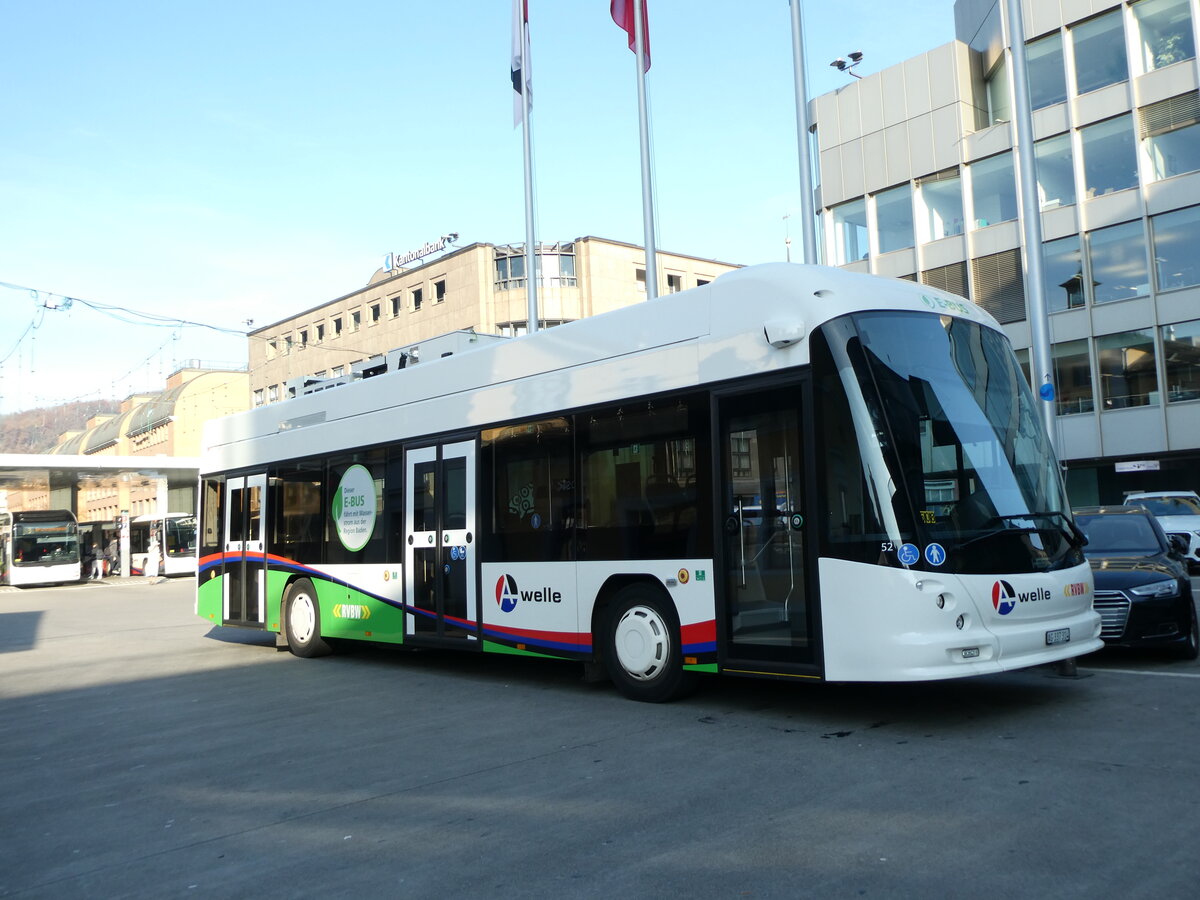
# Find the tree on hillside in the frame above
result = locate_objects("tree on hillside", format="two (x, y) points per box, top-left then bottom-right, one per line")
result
(0, 400), (120, 453)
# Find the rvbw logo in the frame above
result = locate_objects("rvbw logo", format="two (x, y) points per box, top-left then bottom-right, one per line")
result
(494, 574), (562, 613)
(992, 580), (1052, 616)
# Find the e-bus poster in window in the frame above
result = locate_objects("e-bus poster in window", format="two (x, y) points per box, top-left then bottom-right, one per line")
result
(332, 465), (377, 552)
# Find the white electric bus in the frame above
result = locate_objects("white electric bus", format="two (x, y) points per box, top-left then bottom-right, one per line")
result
(129, 513), (198, 576)
(0, 509), (82, 587)
(197, 263), (1102, 701)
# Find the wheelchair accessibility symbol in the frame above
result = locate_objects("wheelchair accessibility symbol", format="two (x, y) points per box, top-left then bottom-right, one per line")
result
(897, 543), (920, 566)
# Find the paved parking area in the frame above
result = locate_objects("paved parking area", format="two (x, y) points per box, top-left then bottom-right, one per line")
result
(2, 578), (1199, 898)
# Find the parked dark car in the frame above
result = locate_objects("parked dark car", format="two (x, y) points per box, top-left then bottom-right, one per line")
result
(1073, 506), (1198, 659)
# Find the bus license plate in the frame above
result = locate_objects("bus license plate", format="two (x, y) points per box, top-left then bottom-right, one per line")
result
(1045, 628), (1071, 646)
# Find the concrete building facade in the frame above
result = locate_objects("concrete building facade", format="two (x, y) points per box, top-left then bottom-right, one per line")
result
(248, 236), (739, 404)
(812, 0), (1200, 504)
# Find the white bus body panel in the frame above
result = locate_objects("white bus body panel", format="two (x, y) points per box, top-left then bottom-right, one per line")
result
(8, 562), (80, 587)
(818, 558), (1103, 681)
(201, 265), (994, 475)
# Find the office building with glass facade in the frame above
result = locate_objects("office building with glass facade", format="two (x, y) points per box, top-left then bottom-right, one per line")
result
(812, 0), (1200, 503)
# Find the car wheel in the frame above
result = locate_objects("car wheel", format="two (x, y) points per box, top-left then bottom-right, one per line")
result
(285, 579), (331, 658)
(602, 585), (695, 702)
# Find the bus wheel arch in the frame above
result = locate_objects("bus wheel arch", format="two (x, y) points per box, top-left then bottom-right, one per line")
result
(283, 577), (331, 658)
(595, 578), (695, 702)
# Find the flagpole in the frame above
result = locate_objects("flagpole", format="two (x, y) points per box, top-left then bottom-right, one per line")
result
(788, 0), (818, 265)
(520, 13), (539, 334)
(1006, 0), (1055, 451)
(632, 0), (658, 300)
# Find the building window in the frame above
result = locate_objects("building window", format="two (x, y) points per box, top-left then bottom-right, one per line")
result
(539, 245), (578, 288)
(920, 261), (968, 297)
(1027, 32), (1067, 109)
(494, 252), (526, 290)
(370, 303), (380, 324)
(331, 365), (344, 377)
(969, 152), (1017, 228)
(299, 329), (308, 348)
(1053, 340), (1095, 415)
(333, 316), (343, 337)
(1152, 205), (1200, 291)
(1042, 235), (1085, 312)
(873, 184), (914, 253)
(1132, 0), (1196, 74)
(267, 384), (279, 403)
(316, 323), (325, 342)
(636, 267), (647, 291)
(832, 198), (868, 263)
(1161, 319), (1200, 402)
(1071, 11), (1128, 95)
(666, 273), (683, 293)
(1098, 328), (1159, 409)
(1088, 220), (1149, 304)
(350, 310), (361, 332)
(916, 169), (964, 241)
(412, 288), (423, 311)
(1081, 115), (1138, 198)
(971, 249), (1025, 324)
(266, 340), (277, 360)
(390, 296), (401, 317)
(696, 278), (711, 287)
(253, 389), (264, 407)
(1034, 133), (1076, 209)
(434, 279), (446, 302)
(1139, 92), (1200, 181)
(985, 56), (1011, 126)
(284, 335), (293, 354)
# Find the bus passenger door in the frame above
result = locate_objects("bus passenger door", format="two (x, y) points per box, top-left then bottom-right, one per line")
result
(717, 385), (816, 671)
(404, 439), (478, 643)
(223, 474), (266, 627)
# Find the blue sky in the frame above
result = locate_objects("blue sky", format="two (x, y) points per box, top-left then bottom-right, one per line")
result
(0, 0), (954, 415)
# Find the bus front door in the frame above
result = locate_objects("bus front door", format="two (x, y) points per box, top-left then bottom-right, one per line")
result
(718, 385), (817, 672)
(404, 440), (477, 644)
(223, 474), (266, 627)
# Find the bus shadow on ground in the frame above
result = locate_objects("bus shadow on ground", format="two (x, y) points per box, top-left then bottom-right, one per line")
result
(0, 611), (44, 653)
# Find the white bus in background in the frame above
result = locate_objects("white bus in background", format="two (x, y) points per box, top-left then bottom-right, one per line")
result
(197, 263), (1102, 701)
(130, 512), (198, 577)
(0, 510), (82, 587)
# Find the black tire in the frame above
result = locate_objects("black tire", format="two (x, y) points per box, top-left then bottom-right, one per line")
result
(601, 584), (695, 702)
(284, 579), (331, 658)
(1177, 605), (1199, 661)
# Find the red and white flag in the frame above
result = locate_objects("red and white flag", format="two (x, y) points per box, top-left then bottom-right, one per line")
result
(610, 0), (650, 72)
(512, 0), (531, 126)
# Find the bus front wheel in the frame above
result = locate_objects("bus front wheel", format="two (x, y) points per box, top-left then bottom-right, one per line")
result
(284, 579), (331, 658)
(602, 585), (694, 702)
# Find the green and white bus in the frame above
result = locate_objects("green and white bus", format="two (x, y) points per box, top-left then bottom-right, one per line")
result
(197, 263), (1102, 701)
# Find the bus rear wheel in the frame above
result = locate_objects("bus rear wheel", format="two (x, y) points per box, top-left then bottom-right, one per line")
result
(284, 579), (331, 658)
(602, 585), (694, 702)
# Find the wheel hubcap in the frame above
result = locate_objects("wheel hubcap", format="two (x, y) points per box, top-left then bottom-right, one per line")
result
(614, 605), (669, 681)
(290, 593), (316, 644)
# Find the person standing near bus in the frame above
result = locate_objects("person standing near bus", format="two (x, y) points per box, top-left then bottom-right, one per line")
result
(146, 532), (160, 578)
(90, 544), (104, 580)
(106, 537), (119, 576)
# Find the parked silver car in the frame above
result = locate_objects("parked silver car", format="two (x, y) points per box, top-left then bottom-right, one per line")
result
(1122, 491), (1200, 573)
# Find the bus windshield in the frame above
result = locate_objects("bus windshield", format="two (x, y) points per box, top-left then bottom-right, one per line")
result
(13, 520), (80, 566)
(821, 311), (1082, 574)
(165, 516), (197, 558)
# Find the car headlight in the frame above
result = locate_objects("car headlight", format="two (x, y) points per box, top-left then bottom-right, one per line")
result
(1129, 579), (1181, 599)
